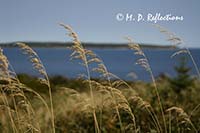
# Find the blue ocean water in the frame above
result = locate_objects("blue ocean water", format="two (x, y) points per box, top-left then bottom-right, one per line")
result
(3, 48), (200, 81)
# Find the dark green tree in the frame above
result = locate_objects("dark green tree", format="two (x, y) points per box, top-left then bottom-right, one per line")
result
(169, 56), (194, 93)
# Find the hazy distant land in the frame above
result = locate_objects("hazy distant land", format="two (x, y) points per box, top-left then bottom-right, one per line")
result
(0, 42), (175, 49)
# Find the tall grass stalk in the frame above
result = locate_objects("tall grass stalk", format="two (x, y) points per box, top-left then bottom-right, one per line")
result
(154, 24), (200, 79)
(60, 23), (100, 133)
(16, 43), (55, 133)
(126, 37), (167, 133)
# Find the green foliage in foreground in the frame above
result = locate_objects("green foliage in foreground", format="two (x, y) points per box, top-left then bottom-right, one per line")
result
(1, 74), (199, 133)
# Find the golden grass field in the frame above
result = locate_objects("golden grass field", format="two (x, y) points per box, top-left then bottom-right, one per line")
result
(0, 24), (199, 133)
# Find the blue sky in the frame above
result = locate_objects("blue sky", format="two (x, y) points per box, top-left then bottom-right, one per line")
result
(0, 0), (200, 47)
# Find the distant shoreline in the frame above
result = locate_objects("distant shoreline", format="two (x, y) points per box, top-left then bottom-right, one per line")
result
(0, 42), (175, 49)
